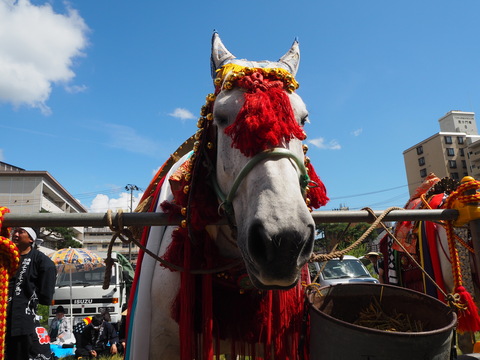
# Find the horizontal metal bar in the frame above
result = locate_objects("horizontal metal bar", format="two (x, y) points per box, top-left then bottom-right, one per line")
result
(2, 209), (459, 227)
(312, 209), (459, 223)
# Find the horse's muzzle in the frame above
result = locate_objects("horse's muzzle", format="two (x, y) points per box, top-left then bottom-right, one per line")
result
(243, 222), (314, 289)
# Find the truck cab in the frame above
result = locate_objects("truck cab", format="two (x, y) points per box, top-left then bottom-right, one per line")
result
(50, 253), (128, 327)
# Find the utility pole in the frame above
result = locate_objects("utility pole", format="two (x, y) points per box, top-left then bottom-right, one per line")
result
(125, 184), (139, 262)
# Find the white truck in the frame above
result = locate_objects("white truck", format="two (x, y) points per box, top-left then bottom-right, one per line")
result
(49, 252), (133, 327)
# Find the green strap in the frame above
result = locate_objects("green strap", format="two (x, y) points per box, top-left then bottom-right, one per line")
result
(212, 148), (310, 216)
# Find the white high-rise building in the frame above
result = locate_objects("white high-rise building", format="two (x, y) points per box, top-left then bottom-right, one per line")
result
(403, 111), (480, 197)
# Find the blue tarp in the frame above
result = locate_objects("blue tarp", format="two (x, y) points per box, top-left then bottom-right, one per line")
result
(50, 344), (75, 358)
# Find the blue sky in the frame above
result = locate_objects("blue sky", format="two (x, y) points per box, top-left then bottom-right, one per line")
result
(1, 0), (480, 212)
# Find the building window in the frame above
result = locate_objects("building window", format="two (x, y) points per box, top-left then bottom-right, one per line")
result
(87, 245), (97, 251)
(447, 148), (455, 156)
(420, 168), (427, 178)
(122, 243), (130, 248)
(460, 148), (465, 156)
(458, 136), (464, 144)
(444, 136), (452, 144)
(418, 157), (425, 166)
(102, 244), (109, 249)
(462, 160), (467, 168)
(451, 172), (459, 180)
(449, 160), (457, 169)
(416, 146), (423, 155)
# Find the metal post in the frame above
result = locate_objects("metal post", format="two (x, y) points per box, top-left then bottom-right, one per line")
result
(125, 184), (139, 262)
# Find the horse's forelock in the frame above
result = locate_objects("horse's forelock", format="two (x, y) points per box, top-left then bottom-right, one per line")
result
(217, 67), (305, 157)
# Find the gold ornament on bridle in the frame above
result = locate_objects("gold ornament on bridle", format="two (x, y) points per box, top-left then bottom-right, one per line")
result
(213, 63), (300, 93)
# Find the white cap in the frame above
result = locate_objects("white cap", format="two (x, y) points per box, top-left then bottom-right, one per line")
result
(19, 227), (37, 242)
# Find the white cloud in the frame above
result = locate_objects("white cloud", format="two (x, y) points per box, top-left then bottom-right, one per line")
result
(169, 108), (195, 121)
(89, 192), (144, 213)
(308, 137), (341, 150)
(0, 0), (89, 114)
(352, 128), (363, 136)
(102, 123), (162, 156)
(65, 84), (87, 94)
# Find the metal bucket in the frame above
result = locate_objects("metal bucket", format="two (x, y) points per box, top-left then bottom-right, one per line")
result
(309, 283), (457, 360)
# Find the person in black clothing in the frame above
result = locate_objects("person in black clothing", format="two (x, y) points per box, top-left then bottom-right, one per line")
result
(118, 304), (128, 354)
(6, 227), (57, 360)
(75, 314), (120, 358)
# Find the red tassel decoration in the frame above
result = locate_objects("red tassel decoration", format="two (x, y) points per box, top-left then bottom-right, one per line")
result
(225, 72), (306, 158)
(179, 229), (194, 360)
(202, 236), (214, 360)
(305, 162), (329, 208)
(455, 285), (480, 333)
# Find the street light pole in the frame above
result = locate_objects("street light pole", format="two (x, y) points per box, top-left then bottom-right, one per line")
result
(125, 184), (139, 262)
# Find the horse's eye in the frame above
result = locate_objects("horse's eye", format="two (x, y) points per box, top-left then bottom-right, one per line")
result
(300, 115), (309, 126)
(215, 116), (229, 127)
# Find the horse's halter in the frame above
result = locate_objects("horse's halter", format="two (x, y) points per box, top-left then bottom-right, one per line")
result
(211, 147), (311, 217)
(201, 64), (314, 219)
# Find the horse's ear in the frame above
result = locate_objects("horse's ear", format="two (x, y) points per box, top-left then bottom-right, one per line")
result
(279, 39), (300, 76)
(210, 32), (236, 79)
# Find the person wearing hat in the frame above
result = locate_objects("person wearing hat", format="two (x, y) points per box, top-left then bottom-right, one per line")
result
(75, 313), (120, 358)
(6, 227), (57, 360)
(364, 251), (384, 283)
(49, 305), (74, 344)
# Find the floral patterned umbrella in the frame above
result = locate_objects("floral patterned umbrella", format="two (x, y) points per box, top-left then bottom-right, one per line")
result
(48, 247), (104, 272)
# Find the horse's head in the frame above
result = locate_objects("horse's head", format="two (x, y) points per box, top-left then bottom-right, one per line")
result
(208, 33), (320, 290)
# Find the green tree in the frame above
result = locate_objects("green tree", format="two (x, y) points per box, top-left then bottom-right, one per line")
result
(315, 222), (377, 255)
(38, 304), (49, 328)
(39, 210), (82, 249)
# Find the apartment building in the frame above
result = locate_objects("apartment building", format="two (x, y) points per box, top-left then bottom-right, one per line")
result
(403, 111), (480, 196)
(0, 161), (87, 246)
(83, 226), (139, 266)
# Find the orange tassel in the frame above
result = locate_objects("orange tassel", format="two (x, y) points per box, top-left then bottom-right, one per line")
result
(444, 179), (480, 333)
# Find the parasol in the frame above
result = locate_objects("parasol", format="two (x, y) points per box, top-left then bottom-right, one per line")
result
(48, 248), (105, 328)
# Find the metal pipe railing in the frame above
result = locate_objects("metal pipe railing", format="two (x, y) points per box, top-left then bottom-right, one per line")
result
(2, 209), (459, 227)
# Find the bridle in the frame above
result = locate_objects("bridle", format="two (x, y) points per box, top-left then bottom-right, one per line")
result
(210, 147), (312, 218)
(197, 64), (314, 223)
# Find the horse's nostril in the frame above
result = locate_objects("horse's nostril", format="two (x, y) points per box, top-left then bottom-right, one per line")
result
(299, 224), (315, 261)
(248, 223), (271, 262)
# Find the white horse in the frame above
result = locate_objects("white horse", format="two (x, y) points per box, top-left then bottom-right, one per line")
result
(126, 33), (326, 360)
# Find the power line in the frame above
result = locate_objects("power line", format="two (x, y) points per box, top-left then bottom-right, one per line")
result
(329, 184), (408, 200)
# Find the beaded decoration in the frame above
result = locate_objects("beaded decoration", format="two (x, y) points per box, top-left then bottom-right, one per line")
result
(0, 207), (20, 359)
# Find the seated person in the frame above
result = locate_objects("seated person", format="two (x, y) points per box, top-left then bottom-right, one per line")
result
(49, 305), (74, 344)
(75, 314), (119, 358)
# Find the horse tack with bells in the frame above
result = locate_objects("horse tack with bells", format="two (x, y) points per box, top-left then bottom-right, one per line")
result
(126, 33), (328, 360)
